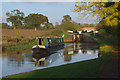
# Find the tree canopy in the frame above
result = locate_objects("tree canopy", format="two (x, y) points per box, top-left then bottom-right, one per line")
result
(24, 13), (49, 29)
(74, 1), (120, 26)
(44, 23), (53, 29)
(62, 15), (72, 22)
(6, 9), (25, 29)
(2, 23), (9, 29)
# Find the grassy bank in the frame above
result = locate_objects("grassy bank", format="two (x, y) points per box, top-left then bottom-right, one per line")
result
(85, 33), (111, 46)
(2, 37), (37, 51)
(85, 29), (119, 46)
(98, 29), (119, 44)
(7, 43), (34, 51)
(59, 32), (72, 38)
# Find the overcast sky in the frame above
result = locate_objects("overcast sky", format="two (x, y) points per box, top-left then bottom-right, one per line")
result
(1, 0), (101, 25)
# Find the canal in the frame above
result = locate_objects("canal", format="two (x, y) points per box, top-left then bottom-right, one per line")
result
(1, 43), (99, 78)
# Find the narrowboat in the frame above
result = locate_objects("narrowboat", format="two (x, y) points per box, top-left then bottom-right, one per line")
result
(32, 37), (64, 53)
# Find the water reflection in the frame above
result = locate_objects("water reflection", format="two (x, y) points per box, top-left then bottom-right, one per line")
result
(7, 51), (25, 67)
(32, 42), (99, 66)
(63, 43), (98, 62)
(2, 43), (99, 78)
(32, 44), (64, 67)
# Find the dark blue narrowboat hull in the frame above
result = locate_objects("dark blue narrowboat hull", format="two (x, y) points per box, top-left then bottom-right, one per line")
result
(32, 43), (64, 53)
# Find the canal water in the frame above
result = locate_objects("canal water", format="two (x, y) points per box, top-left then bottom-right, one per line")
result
(1, 43), (99, 78)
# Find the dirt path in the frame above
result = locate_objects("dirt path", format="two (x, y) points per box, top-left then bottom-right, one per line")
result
(100, 51), (120, 78)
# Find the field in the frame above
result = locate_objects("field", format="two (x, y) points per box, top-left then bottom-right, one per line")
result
(2, 29), (53, 38)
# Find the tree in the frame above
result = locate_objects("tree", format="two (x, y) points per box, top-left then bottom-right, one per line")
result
(74, 1), (120, 26)
(78, 23), (81, 26)
(55, 22), (59, 26)
(2, 23), (9, 29)
(62, 15), (72, 22)
(61, 21), (81, 31)
(96, 23), (103, 30)
(6, 9), (24, 29)
(24, 14), (49, 30)
(83, 23), (89, 27)
(45, 23), (53, 29)
(89, 24), (94, 27)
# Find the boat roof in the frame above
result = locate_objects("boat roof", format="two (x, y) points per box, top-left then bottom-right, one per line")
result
(36, 37), (63, 39)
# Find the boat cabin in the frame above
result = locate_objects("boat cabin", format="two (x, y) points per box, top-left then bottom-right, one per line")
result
(33, 37), (64, 49)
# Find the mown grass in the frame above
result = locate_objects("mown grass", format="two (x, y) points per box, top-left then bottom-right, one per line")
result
(2, 53), (112, 79)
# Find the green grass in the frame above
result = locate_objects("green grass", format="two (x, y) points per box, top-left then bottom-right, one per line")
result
(98, 29), (119, 44)
(7, 43), (34, 51)
(85, 33), (111, 46)
(59, 32), (72, 38)
(2, 53), (112, 79)
(7, 39), (37, 51)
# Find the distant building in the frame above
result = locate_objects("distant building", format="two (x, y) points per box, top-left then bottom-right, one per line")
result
(82, 27), (99, 33)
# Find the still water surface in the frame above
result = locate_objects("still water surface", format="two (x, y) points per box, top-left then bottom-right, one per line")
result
(1, 43), (99, 78)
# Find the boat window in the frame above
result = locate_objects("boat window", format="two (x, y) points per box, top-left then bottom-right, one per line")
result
(39, 38), (42, 45)
(49, 39), (51, 43)
(48, 38), (51, 45)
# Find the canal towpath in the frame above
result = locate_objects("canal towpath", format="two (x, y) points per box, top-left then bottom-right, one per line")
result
(100, 50), (120, 78)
